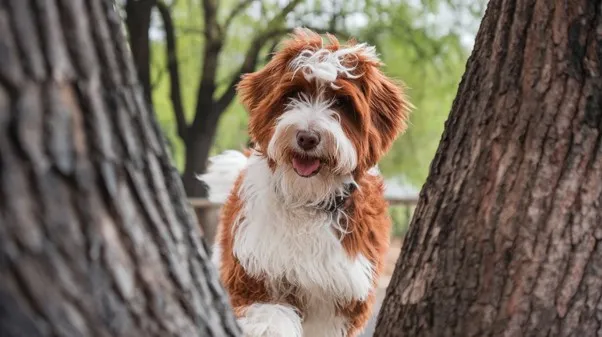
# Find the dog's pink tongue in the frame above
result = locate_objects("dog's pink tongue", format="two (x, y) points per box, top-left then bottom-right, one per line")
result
(292, 157), (320, 176)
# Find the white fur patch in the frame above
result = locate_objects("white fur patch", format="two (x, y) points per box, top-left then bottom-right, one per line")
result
(196, 150), (248, 203)
(289, 43), (379, 88)
(367, 165), (381, 176)
(238, 303), (302, 337)
(243, 152), (355, 223)
(233, 155), (375, 336)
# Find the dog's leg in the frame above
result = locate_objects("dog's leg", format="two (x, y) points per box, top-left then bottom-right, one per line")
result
(236, 303), (303, 337)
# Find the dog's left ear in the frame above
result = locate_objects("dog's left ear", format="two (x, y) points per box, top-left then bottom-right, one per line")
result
(363, 70), (411, 167)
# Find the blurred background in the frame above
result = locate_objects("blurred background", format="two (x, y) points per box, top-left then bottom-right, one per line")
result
(119, 0), (486, 334)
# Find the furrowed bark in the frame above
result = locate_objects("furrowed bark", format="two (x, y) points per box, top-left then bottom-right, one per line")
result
(0, 0), (240, 336)
(375, 0), (602, 336)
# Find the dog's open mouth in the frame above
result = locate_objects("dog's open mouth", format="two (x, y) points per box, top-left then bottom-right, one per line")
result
(292, 154), (321, 177)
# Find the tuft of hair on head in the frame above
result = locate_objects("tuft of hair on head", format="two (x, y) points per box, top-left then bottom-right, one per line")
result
(286, 28), (381, 88)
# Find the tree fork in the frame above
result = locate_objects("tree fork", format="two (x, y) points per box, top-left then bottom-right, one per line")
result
(374, 0), (602, 336)
(0, 0), (239, 336)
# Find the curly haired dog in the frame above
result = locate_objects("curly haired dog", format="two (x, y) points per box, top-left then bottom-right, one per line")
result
(200, 28), (410, 337)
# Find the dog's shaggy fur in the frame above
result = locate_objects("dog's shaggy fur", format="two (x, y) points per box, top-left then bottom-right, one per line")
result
(200, 28), (411, 337)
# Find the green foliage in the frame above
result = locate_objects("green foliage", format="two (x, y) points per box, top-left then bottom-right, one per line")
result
(376, 32), (468, 184)
(389, 205), (415, 237)
(150, 0), (482, 185)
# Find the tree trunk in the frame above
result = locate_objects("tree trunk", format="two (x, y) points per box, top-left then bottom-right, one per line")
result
(125, 0), (154, 102)
(182, 131), (216, 198)
(375, 0), (602, 336)
(0, 1), (240, 336)
(181, 122), (220, 246)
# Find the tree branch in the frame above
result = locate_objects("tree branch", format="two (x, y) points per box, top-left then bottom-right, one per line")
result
(191, 0), (224, 133)
(193, 0), (304, 131)
(194, 0), (350, 132)
(266, 0), (304, 30)
(157, 1), (187, 140)
(215, 36), (267, 112)
(150, 63), (167, 90)
(201, 0), (220, 40)
(224, 0), (256, 29)
(199, 0), (223, 87)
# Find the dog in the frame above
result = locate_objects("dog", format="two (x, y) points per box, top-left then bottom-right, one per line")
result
(199, 28), (411, 337)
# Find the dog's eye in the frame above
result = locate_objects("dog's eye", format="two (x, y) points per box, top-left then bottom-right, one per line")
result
(333, 96), (360, 125)
(333, 96), (351, 110)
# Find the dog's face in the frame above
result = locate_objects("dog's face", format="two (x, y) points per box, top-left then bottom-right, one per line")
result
(237, 29), (410, 203)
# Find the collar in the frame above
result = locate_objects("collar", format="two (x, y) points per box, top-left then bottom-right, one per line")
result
(318, 183), (357, 213)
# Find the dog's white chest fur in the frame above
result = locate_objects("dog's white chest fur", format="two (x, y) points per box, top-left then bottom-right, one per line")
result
(229, 156), (374, 336)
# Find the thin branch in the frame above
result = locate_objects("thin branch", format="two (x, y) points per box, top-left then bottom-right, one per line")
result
(223, 0), (256, 29)
(267, 0), (304, 30)
(194, 0), (350, 131)
(201, 0), (222, 43)
(215, 36), (267, 112)
(157, 0), (187, 140)
(215, 27), (295, 111)
(191, 0), (224, 134)
(193, 0), (304, 131)
(151, 63), (167, 90)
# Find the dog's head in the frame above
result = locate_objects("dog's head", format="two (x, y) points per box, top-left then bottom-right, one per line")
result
(238, 28), (410, 204)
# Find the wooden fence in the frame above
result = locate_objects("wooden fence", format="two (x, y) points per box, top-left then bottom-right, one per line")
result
(188, 196), (419, 210)
(189, 196), (420, 244)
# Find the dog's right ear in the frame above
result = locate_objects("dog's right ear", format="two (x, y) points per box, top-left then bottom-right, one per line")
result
(237, 28), (325, 114)
(237, 58), (291, 149)
(236, 64), (279, 114)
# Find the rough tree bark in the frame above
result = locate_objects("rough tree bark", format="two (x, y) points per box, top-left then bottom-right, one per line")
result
(0, 1), (240, 336)
(374, 0), (602, 336)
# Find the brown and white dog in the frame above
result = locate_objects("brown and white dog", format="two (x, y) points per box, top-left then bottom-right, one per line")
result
(199, 28), (410, 337)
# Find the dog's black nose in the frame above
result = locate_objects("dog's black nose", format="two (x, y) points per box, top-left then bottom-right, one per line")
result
(296, 130), (320, 151)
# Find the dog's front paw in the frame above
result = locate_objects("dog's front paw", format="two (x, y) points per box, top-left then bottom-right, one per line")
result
(238, 303), (302, 337)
